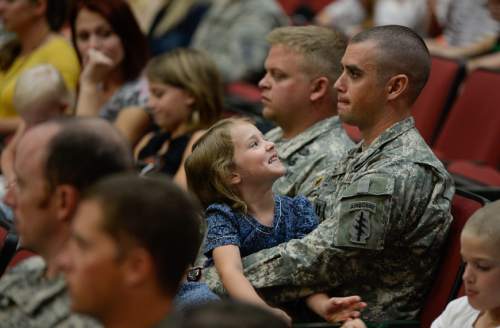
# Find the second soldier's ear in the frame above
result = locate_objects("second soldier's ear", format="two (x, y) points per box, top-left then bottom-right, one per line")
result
(386, 74), (408, 101)
(309, 76), (330, 102)
(54, 185), (80, 223)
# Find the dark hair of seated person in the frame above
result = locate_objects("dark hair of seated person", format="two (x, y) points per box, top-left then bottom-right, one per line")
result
(170, 300), (289, 328)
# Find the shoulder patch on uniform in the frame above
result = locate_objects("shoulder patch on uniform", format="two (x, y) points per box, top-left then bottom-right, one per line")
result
(349, 201), (376, 213)
(350, 210), (371, 244)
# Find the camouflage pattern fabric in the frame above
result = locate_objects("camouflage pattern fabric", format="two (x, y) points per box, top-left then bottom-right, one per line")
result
(267, 116), (354, 198)
(190, 0), (288, 83)
(203, 117), (454, 321)
(0, 256), (100, 327)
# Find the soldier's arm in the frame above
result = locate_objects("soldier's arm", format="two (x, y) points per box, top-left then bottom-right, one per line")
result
(250, 163), (453, 290)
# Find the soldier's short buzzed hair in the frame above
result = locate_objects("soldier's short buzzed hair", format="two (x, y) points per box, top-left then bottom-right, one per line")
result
(44, 117), (133, 193)
(267, 25), (347, 81)
(462, 200), (500, 249)
(351, 25), (431, 105)
(82, 174), (203, 296)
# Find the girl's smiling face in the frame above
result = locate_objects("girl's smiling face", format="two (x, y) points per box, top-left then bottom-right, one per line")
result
(229, 122), (285, 187)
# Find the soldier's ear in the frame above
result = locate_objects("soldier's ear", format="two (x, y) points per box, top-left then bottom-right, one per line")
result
(122, 247), (153, 289)
(309, 76), (329, 102)
(386, 74), (408, 101)
(54, 185), (80, 223)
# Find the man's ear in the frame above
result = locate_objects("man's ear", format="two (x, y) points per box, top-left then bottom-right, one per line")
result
(33, 0), (48, 17)
(386, 74), (409, 101)
(122, 247), (153, 288)
(54, 185), (80, 223)
(309, 76), (330, 102)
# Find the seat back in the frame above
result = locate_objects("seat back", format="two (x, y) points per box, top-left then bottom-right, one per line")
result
(433, 69), (500, 167)
(412, 56), (464, 144)
(419, 189), (487, 328)
(277, 0), (332, 16)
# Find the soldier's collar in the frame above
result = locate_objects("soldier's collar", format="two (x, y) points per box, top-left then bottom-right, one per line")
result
(269, 116), (342, 158)
(361, 117), (414, 153)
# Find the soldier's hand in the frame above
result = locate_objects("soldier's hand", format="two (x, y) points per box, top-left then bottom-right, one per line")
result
(322, 296), (367, 323)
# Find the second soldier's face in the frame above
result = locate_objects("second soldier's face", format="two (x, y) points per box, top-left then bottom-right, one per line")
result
(334, 41), (387, 130)
(59, 200), (125, 320)
(461, 232), (500, 313)
(4, 126), (60, 253)
(259, 45), (313, 128)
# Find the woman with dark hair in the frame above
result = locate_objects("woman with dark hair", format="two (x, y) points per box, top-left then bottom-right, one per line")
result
(70, 0), (150, 144)
(0, 0), (80, 137)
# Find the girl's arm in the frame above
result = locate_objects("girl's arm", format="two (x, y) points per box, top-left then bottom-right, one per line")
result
(213, 245), (291, 325)
(114, 106), (151, 147)
(213, 244), (271, 305)
(306, 293), (366, 323)
(174, 130), (205, 190)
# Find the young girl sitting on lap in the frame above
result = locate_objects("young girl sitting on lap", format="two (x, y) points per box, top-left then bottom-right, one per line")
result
(185, 117), (365, 325)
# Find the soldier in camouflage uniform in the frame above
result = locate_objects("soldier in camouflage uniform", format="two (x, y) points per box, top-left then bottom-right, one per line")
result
(57, 175), (202, 328)
(259, 26), (354, 198)
(203, 25), (454, 322)
(191, 0), (288, 83)
(0, 118), (132, 327)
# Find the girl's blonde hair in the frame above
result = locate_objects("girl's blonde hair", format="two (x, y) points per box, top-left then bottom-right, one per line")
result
(185, 117), (254, 212)
(146, 48), (222, 132)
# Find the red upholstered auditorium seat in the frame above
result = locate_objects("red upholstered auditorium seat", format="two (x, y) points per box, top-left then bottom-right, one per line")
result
(412, 56), (465, 145)
(432, 69), (500, 167)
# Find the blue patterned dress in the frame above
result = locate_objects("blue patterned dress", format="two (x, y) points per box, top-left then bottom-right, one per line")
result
(204, 195), (318, 265)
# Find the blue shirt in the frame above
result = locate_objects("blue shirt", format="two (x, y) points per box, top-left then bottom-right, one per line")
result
(203, 195), (318, 263)
(174, 281), (219, 311)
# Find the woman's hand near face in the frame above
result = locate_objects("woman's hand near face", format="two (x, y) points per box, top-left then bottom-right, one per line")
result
(80, 48), (114, 85)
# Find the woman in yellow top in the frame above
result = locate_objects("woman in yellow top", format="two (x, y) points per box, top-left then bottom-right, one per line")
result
(0, 0), (80, 136)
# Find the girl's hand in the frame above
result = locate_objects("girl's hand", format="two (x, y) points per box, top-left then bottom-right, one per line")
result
(80, 48), (114, 85)
(269, 307), (292, 327)
(322, 296), (367, 323)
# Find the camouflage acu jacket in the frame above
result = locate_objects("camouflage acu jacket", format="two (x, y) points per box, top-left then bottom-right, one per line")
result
(267, 116), (354, 198)
(203, 117), (454, 322)
(0, 256), (100, 327)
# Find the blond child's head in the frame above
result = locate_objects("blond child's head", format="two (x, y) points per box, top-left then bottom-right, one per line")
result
(14, 64), (73, 126)
(460, 200), (500, 312)
(185, 117), (284, 212)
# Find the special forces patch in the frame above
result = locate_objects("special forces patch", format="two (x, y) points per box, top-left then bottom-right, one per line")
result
(350, 210), (371, 244)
